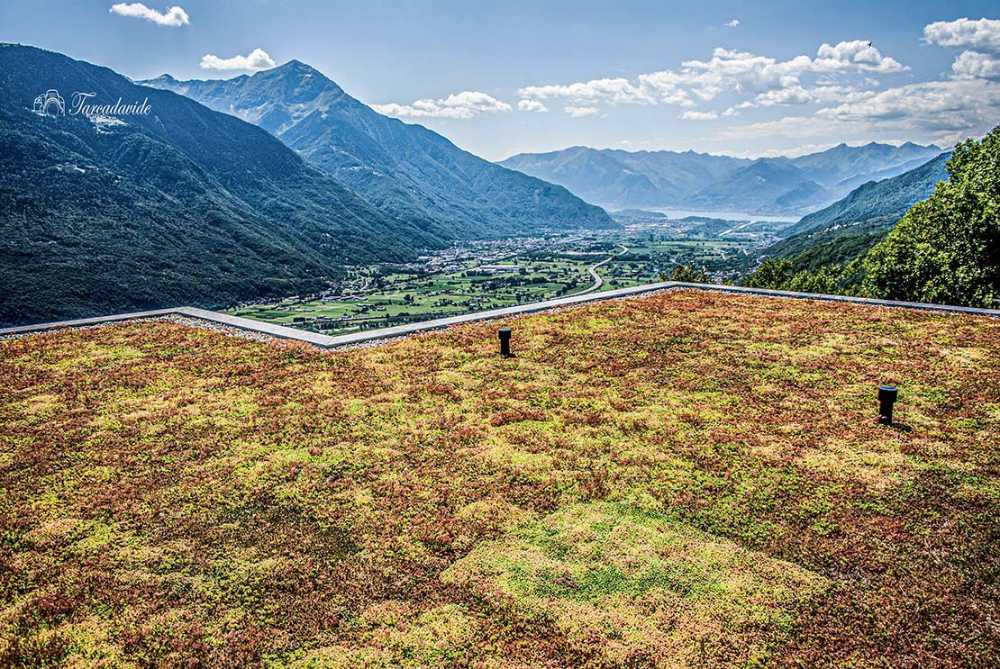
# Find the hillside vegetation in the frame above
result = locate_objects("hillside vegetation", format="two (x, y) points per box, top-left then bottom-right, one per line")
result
(0, 45), (443, 326)
(2, 290), (998, 666)
(741, 153), (949, 283)
(864, 129), (999, 306)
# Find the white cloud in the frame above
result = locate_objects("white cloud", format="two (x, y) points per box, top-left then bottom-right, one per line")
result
(734, 83), (864, 111)
(200, 48), (276, 71)
(813, 40), (906, 73)
(952, 50), (1000, 80)
(676, 48), (810, 101)
(109, 3), (189, 27)
(515, 39), (905, 116)
(816, 79), (997, 129)
(924, 17), (1000, 52)
(746, 85), (814, 107)
(725, 19), (740, 28)
(921, 18), (1000, 82)
(565, 105), (599, 118)
(517, 99), (548, 112)
(680, 110), (718, 120)
(678, 41), (903, 99)
(519, 78), (653, 104)
(635, 71), (696, 105)
(722, 78), (999, 148)
(373, 91), (512, 120)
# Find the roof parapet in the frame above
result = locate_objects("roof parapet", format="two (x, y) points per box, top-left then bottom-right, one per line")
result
(2, 283), (998, 349)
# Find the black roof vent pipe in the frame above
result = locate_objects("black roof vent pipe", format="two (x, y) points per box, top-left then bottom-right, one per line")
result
(878, 385), (898, 426)
(498, 327), (513, 358)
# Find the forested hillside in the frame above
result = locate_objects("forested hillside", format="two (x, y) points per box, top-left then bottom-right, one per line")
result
(0, 45), (442, 326)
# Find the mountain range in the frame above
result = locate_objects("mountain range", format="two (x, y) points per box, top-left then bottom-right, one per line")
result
(0, 45), (444, 325)
(140, 63), (611, 239)
(754, 151), (951, 272)
(500, 142), (944, 215)
(0, 45), (610, 326)
(0, 43), (954, 327)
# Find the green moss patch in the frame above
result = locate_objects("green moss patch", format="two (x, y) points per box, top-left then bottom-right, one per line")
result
(444, 502), (826, 665)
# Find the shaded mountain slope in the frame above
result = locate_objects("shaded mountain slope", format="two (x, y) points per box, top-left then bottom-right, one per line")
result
(0, 44), (440, 326)
(742, 152), (951, 276)
(779, 152), (950, 240)
(688, 159), (832, 215)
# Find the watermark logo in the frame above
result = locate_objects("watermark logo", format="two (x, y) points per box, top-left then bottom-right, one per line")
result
(31, 89), (152, 119)
(32, 89), (66, 116)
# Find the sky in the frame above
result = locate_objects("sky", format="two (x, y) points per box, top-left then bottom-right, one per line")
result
(2, 1), (998, 160)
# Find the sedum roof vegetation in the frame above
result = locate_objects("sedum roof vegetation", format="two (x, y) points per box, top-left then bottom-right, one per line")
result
(1, 289), (998, 668)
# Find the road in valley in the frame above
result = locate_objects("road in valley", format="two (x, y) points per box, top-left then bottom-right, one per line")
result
(575, 244), (629, 295)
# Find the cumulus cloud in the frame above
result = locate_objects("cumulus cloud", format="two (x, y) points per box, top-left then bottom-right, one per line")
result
(519, 78), (653, 104)
(817, 79), (1000, 131)
(200, 48), (276, 71)
(722, 78), (1000, 148)
(636, 70), (697, 105)
(725, 19), (740, 28)
(951, 50), (1000, 80)
(813, 40), (906, 73)
(681, 110), (719, 120)
(109, 3), (189, 27)
(920, 18), (1000, 82)
(515, 39), (905, 116)
(750, 85), (814, 106)
(372, 91), (512, 120)
(565, 105), (599, 118)
(517, 99), (548, 112)
(732, 83), (865, 112)
(924, 17), (1000, 52)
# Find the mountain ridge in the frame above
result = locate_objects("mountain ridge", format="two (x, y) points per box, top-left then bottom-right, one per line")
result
(141, 62), (614, 238)
(0, 44), (442, 325)
(748, 152), (951, 274)
(779, 152), (950, 240)
(500, 142), (944, 214)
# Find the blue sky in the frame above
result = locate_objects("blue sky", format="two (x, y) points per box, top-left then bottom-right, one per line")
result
(2, 1), (998, 160)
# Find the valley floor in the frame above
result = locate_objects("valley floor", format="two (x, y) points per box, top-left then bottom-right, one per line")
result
(229, 225), (758, 335)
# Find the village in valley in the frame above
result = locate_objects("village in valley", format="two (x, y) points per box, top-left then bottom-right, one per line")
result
(228, 211), (784, 334)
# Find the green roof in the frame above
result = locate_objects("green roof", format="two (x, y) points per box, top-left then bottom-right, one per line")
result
(2, 289), (998, 667)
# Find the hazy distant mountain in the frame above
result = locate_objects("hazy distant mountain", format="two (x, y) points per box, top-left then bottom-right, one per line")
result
(500, 141), (944, 215)
(788, 141), (944, 190)
(142, 63), (612, 238)
(500, 147), (749, 209)
(779, 152), (950, 240)
(0, 45), (442, 325)
(757, 152), (951, 269)
(687, 159), (832, 214)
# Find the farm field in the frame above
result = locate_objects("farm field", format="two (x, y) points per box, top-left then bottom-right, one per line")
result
(229, 256), (597, 332)
(2, 289), (998, 667)
(598, 237), (752, 290)
(228, 230), (758, 334)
